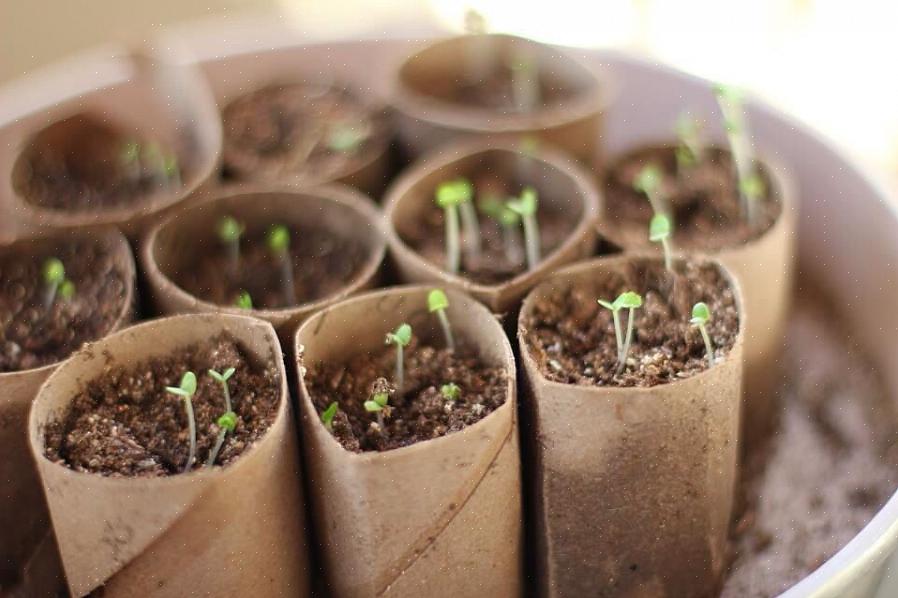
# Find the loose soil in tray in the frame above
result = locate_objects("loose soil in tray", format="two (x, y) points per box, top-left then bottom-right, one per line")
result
(722, 284), (898, 597)
(522, 259), (739, 387)
(174, 225), (369, 310)
(43, 335), (280, 476)
(13, 115), (182, 212)
(603, 146), (782, 251)
(0, 238), (128, 372)
(221, 83), (388, 181)
(304, 338), (507, 452)
(401, 172), (579, 285)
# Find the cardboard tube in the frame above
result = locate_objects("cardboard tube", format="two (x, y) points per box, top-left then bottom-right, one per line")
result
(518, 255), (744, 598)
(0, 44), (222, 240)
(597, 144), (796, 447)
(28, 313), (309, 597)
(0, 227), (135, 588)
(384, 138), (600, 314)
(294, 286), (522, 598)
(391, 34), (611, 166)
(141, 181), (386, 343)
(216, 79), (391, 197)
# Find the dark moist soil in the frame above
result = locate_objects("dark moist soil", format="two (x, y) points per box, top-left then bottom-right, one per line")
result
(403, 171), (579, 285)
(13, 114), (182, 212)
(221, 83), (388, 181)
(43, 335), (280, 477)
(603, 146), (781, 251)
(0, 238), (128, 372)
(304, 338), (507, 452)
(175, 225), (369, 310)
(722, 285), (898, 597)
(522, 259), (739, 387)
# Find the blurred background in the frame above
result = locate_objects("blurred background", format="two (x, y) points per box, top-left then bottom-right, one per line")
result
(1, 0), (894, 176)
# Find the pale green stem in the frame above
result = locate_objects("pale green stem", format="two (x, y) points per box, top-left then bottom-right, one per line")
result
(42, 281), (59, 311)
(182, 397), (196, 473)
(661, 238), (673, 273)
(698, 323), (714, 365)
(611, 309), (623, 362)
(436, 309), (455, 351)
(616, 307), (637, 375)
(278, 251), (297, 306)
(522, 214), (541, 270)
(226, 239), (239, 272)
(205, 427), (228, 468)
(395, 344), (405, 392)
(502, 225), (523, 266)
(444, 206), (461, 274)
(459, 201), (482, 263)
(376, 410), (386, 433)
(218, 379), (232, 413)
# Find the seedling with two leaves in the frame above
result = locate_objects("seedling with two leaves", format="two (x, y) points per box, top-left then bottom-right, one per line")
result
(479, 197), (523, 265)
(427, 289), (455, 351)
(597, 291), (644, 375)
(715, 84), (765, 227)
(364, 378), (393, 434)
(633, 163), (669, 217)
(385, 323), (412, 392)
(217, 215), (245, 270)
(506, 186), (541, 271)
(649, 214), (674, 273)
(321, 402), (339, 431)
(165, 371), (198, 473)
(267, 224), (297, 306)
(690, 302), (715, 365)
(440, 382), (460, 402)
(435, 178), (481, 273)
(41, 257), (75, 310)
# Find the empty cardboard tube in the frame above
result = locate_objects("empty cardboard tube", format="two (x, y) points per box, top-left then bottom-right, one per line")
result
(0, 227), (135, 588)
(28, 313), (310, 597)
(597, 144), (796, 447)
(391, 34), (610, 165)
(0, 44), (222, 239)
(518, 254), (744, 598)
(141, 181), (386, 343)
(383, 137), (600, 314)
(294, 285), (522, 598)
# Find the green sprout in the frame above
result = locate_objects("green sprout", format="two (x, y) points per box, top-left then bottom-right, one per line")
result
(385, 323), (412, 391)
(206, 411), (237, 468)
(267, 224), (297, 306)
(427, 289), (455, 351)
(436, 179), (480, 273)
(633, 163), (669, 216)
(511, 50), (540, 113)
(480, 197), (522, 265)
(234, 290), (253, 310)
(674, 113), (705, 171)
(440, 382), (460, 402)
(120, 140), (140, 165)
(598, 291), (643, 375)
(321, 402), (339, 432)
(690, 302), (715, 365)
(217, 215), (244, 269)
(649, 213), (674, 273)
(327, 123), (367, 153)
(165, 371), (198, 473)
(208, 367), (235, 413)
(715, 84), (763, 227)
(41, 257), (74, 310)
(143, 142), (180, 186)
(364, 378), (393, 433)
(506, 186), (541, 270)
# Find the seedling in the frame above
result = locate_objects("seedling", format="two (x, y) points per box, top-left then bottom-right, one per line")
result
(674, 113), (705, 171)
(267, 224), (297, 306)
(427, 289), (455, 351)
(327, 123), (366, 153)
(506, 186), (541, 270)
(234, 290), (253, 310)
(217, 215), (244, 269)
(41, 257), (74, 310)
(120, 140), (140, 165)
(598, 291), (643, 375)
(385, 323), (412, 391)
(633, 163), (669, 216)
(364, 378), (392, 433)
(205, 411), (237, 468)
(479, 197), (522, 265)
(321, 402), (339, 432)
(165, 371), (197, 473)
(143, 142), (180, 185)
(208, 367), (235, 413)
(690, 302), (715, 365)
(436, 179), (481, 273)
(511, 49), (540, 113)
(715, 84), (763, 226)
(649, 213), (674, 273)
(440, 382), (460, 402)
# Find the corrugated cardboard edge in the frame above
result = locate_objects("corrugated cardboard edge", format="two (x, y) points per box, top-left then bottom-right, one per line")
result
(0, 227), (135, 586)
(383, 137), (600, 313)
(28, 313), (309, 597)
(294, 285), (522, 597)
(518, 254), (745, 597)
